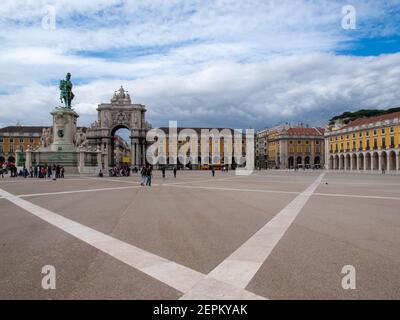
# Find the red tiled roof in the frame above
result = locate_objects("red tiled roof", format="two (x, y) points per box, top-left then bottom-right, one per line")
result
(342, 111), (400, 129)
(0, 126), (44, 133)
(286, 127), (324, 136)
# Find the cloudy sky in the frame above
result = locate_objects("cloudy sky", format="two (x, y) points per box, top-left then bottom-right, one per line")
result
(0, 0), (399, 130)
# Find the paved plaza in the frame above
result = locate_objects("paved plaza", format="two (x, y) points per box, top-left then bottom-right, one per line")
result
(0, 170), (399, 300)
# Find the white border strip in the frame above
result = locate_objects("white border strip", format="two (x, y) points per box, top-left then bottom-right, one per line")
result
(0, 187), (203, 293)
(0, 187), (264, 299)
(181, 173), (325, 299)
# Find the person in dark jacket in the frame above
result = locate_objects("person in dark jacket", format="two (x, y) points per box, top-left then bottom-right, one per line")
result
(146, 165), (153, 186)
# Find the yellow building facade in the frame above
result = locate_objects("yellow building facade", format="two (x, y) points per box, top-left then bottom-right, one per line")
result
(0, 126), (43, 165)
(265, 125), (325, 169)
(325, 112), (400, 171)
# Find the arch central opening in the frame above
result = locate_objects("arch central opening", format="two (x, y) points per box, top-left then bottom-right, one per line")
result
(110, 125), (131, 168)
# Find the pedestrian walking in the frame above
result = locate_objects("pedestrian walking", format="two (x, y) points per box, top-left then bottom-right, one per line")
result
(146, 165), (153, 186)
(212, 167), (215, 177)
(173, 167), (177, 178)
(47, 165), (52, 178)
(23, 167), (28, 178)
(39, 167), (46, 178)
(60, 166), (65, 178)
(140, 166), (147, 186)
(162, 166), (166, 178)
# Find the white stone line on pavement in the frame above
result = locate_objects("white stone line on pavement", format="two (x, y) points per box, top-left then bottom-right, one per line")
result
(314, 192), (400, 201)
(180, 173), (325, 300)
(162, 176), (245, 186)
(16, 186), (143, 198)
(87, 177), (140, 184)
(0, 187), (204, 293)
(165, 183), (400, 201)
(218, 179), (312, 185)
(320, 181), (400, 187)
(0, 178), (93, 184)
(166, 184), (300, 195)
(0, 187), (265, 299)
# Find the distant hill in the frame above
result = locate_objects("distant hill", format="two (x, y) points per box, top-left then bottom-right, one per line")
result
(329, 108), (400, 125)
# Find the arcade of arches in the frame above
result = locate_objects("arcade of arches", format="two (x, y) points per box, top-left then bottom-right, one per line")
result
(328, 150), (400, 171)
(325, 114), (400, 172)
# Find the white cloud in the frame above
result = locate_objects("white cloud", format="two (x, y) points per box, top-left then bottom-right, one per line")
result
(0, 0), (399, 129)
(1, 53), (399, 130)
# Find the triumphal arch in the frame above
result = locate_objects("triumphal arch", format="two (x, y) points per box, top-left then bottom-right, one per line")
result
(86, 86), (150, 168)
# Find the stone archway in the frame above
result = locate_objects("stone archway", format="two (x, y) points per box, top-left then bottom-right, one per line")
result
(296, 156), (302, 167)
(372, 152), (379, 170)
(389, 151), (396, 171)
(110, 124), (131, 167)
(314, 156), (320, 168)
(365, 152), (371, 170)
(340, 154), (345, 170)
(304, 156), (310, 168)
(345, 154), (351, 170)
(381, 151), (388, 171)
(288, 156), (294, 169)
(351, 153), (357, 170)
(86, 86), (149, 169)
(358, 153), (364, 170)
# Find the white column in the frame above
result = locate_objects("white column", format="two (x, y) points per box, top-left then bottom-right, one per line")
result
(103, 153), (108, 170)
(25, 150), (31, 169)
(79, 151), (85, 173)
(135, 143), (139, 166)
(324, 138), (329, 169)
(137, 142), (142, 167)
(350, 154), (354, 170)
(363, 153), (367, 171)
(378, 153), (382, 171)
(142, 143), (146, 166)
(97, 151), (102, 169)
(131, 141), (136, 167)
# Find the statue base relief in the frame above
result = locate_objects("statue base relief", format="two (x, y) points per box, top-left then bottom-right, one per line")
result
(50, 107), (79, 152)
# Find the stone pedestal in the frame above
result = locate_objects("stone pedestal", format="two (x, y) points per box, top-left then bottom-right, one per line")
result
(25, 149), (31, 169)
(50, 107), (79, 152)
(79, 151), (85, 173)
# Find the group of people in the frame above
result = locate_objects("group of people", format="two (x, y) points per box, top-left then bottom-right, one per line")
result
(31, 164), (65, 179)
(0, 164), (65, 179)
(109, 165), (131, 177)
(0, 164), (18, 178)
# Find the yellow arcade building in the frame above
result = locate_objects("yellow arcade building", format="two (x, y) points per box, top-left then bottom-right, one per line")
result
(325, 111), (400, 172)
